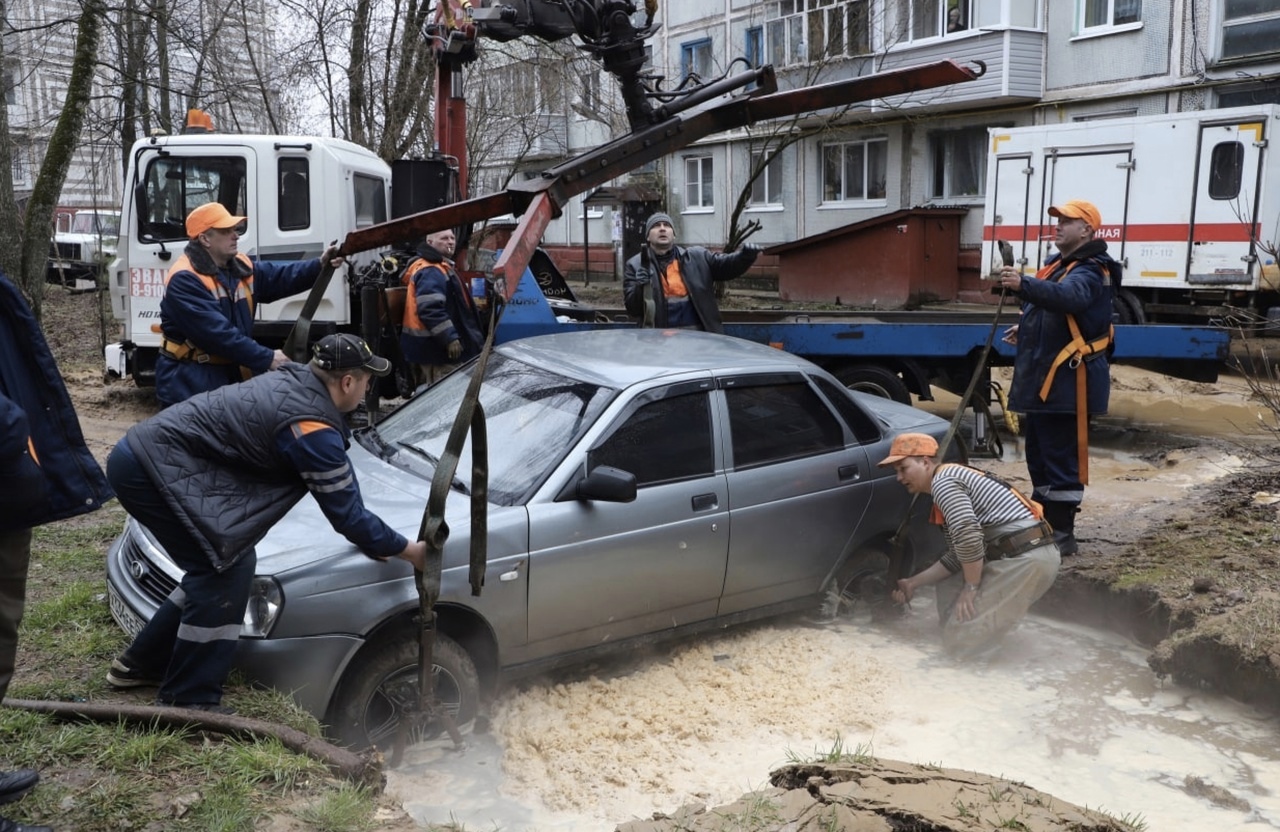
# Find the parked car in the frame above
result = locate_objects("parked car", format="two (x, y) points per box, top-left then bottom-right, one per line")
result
(105, 329), (954, 749)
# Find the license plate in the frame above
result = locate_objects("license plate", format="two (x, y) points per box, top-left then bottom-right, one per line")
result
(108, 584), (146, 638)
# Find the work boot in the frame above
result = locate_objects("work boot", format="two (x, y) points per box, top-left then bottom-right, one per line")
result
(105, 657), (161, 689)
(1043, 502), (1079, 557)
(0, 771), (38, 806)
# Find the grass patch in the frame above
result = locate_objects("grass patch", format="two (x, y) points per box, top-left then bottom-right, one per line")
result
(1, 509), (401, 829)
(784, 732), (875, 766)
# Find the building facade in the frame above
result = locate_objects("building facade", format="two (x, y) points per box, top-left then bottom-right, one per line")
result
(4, 0), (277, 212)
(515, 0), (1279, 259)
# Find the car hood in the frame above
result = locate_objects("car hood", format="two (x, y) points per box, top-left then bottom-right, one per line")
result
(254, 440), (475, 573)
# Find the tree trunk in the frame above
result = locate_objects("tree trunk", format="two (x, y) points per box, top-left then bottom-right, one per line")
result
(15, 0), (106, 319)
(0, 0), (23, 287)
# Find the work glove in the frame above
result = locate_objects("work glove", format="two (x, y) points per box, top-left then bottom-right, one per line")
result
(741, 243), (763, 258)
(447, 339), (463, 361)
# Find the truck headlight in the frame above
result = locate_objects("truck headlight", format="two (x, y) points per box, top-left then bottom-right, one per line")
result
(242, 577), (283, 638)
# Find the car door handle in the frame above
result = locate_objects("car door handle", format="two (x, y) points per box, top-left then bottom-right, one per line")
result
(499, 561), (523, 582)
(691, 493), (719, 511)
(838, 464), (861, 482)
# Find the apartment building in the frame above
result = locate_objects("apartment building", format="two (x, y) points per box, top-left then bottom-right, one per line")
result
(518, 0), (1280, 255)
(4, 0), (276, 211)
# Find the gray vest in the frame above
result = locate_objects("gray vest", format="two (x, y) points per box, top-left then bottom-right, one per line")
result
(127, 364), (345, 571)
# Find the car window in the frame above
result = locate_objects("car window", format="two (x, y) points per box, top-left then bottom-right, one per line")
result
(812, 377), (883, 444)
(589, 391), (713, 487)
(725, 381), (844, 469)
(374, 354), (616, 505)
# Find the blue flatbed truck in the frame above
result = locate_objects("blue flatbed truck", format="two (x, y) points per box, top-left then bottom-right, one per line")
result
(490, 266), (1232, 451)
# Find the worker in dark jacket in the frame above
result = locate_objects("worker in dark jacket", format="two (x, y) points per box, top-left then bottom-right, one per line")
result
(998, 200), (1118, 556)
(399, 228), (484, 388)
(623, 212), (761, 333)
(1, 271), (112, 832)
(156, 202), (343, 407)
(105, 334), (428, 713)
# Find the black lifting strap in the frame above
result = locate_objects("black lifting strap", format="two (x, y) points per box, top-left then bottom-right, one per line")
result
(885, 286), (1014, 595)
(389, 291), (502, 766)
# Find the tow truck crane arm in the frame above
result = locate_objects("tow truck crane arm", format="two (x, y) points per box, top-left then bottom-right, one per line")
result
(332, 58), (982, 300)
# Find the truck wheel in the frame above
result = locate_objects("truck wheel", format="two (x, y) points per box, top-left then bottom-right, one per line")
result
(1114, 289), (1146, 325)
(327, 630), (479, 752)
(834, 364), (911, 405)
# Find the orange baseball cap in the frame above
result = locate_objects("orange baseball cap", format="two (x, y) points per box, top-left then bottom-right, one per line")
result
(1048, 200), (1101, 230)
(186, 202), (247, 238)
(876, 432), (939, 467)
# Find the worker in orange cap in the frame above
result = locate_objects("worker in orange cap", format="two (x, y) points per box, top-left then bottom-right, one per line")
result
(997, 199), (1119, 557)
(155, 202), (344, 407)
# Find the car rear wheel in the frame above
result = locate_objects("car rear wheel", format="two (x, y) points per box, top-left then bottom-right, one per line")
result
(327, 630), (479, 752)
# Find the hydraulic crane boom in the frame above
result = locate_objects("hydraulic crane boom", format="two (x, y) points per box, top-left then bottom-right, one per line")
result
(332, 58), (983, 300)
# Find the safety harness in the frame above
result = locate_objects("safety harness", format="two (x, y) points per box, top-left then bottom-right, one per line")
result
(1032, 258), (1114, 485)
(158, 252), (258, 374)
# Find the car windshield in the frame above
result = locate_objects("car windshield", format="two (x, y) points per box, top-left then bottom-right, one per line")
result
(373, 353), (617, 505)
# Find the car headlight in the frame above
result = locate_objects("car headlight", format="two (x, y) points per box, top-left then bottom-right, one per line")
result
(242, 576), (283, 638)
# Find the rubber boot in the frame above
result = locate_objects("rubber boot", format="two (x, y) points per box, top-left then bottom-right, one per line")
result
(1043, 502), (1079, 557)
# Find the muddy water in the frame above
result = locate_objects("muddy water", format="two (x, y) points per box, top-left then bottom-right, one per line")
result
(385, 367), (1275, 830)
(387, 609), (1280, 831)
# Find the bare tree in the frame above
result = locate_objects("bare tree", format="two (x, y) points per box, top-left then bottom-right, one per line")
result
(0, 0), (105, 317)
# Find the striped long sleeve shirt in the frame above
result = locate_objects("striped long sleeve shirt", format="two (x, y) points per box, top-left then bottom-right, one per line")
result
(931, 463), (1038, 573)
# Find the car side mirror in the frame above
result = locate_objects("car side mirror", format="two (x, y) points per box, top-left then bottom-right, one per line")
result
(575, 465), (637, 503)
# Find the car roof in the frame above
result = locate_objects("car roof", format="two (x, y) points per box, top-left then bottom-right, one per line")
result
(497, 329), (820, 387)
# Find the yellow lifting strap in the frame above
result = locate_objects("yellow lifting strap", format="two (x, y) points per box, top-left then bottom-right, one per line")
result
(1033, 259), (1115, 485)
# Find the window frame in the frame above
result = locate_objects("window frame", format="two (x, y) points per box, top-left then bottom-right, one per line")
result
(763, 1), (871, 66)
(1075, 0), (1142, 37)
(820, 137), (889, 205)
(1220, 0), (1280, 62)
(277, 157), (311, 232)
(747, 147), (785, 209)
(684, 154), (715, 212)
(928, 127), (989, 200)
(588, 386), (716, 488)
(722, 377), (847, 471)
(680, 37), (714, 83)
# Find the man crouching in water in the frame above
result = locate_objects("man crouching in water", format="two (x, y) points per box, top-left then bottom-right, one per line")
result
(882, 433), (1060, 656)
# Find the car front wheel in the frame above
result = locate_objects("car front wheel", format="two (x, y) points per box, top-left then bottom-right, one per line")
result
(327, 630), (479, 752)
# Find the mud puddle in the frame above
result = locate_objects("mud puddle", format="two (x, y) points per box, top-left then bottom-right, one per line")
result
(386, 607), (1280, 830)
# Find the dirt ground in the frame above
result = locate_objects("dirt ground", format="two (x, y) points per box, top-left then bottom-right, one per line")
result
(33, 281), (1280, 830)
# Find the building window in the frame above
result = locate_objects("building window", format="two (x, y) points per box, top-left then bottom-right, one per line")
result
(907, 0), (970, 40)
(929, 128), (987, 199)
(748, 149), (783, 207)
(1080, 0), (1141, 31)
(1222, 0), (1280, 61)
(746, 26), (763, 67)
(681, 38), (713, 82)
(764, 1), (869, 66)
(2, 62), (16, 106)
(685, 155), (714, 210)
(822, 139), (888, 203)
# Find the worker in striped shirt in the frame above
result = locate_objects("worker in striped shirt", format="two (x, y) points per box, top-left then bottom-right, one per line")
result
(881, 433), (1060, 656)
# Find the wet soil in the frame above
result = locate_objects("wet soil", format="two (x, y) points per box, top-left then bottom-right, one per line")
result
(34, 281), (1280, 830)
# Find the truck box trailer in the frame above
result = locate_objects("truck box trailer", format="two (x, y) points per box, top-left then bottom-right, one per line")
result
(982, 105), (1280, 324)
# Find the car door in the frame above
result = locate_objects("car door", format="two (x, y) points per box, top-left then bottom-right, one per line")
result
(716, 371), (878, 615)
(523, 380), (730, 656)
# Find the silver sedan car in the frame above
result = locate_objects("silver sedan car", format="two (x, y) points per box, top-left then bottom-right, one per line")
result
(106, 329), (951, 749)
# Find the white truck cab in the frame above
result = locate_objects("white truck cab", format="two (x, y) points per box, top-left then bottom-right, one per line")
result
(106, 128), (392, 384)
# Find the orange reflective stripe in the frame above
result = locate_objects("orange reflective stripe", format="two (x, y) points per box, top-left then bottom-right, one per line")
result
(165, 253), (255, 310)
(290, 420), (333, 438)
